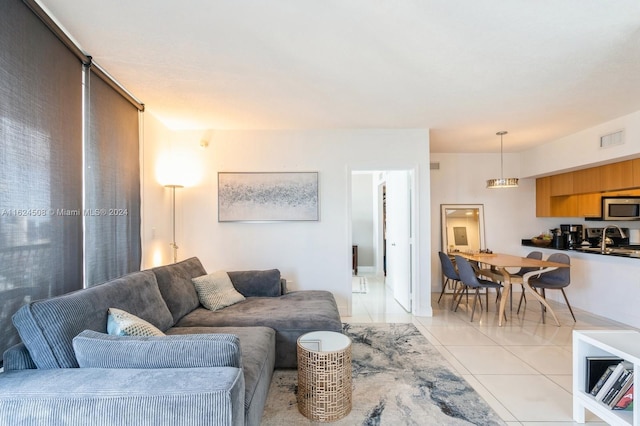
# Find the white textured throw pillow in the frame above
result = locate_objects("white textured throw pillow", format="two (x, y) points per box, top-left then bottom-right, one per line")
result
(192, 270), (245, 311)
(107, 307), (166, 337)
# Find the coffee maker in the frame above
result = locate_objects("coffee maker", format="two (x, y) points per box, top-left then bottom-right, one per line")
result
(560, 224), (583, 250)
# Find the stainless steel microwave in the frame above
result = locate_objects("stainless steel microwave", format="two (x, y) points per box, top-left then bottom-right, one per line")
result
(602, 197), (640, 221)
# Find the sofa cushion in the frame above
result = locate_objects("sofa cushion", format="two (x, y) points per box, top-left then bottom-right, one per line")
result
(152, 257), (206, 323)
(228, 269), (282, 297)
(174, 290), (342, 368)
(167, 326), (275, 426)
(12, 270), (173, 369)
(73, 330), (242, 369)
(192, 271), (245, 311)
(0, 367), (245, 426)
(107, 308), (166, 337)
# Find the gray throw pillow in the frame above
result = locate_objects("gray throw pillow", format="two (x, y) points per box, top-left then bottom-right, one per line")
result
(227, 269), (282, 297)
(192, 270), (245, 311)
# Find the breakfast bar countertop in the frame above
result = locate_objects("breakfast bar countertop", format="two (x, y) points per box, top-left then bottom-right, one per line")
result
(521, 239), (640, 259)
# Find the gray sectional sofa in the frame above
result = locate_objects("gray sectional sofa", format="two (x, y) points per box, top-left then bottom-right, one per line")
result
(0, 257), (342, 426)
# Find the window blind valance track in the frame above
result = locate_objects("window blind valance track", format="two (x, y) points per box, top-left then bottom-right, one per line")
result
(23, 0), (144, 111)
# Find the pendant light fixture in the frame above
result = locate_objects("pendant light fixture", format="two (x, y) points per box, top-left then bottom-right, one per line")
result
(486, 131), (519, 188)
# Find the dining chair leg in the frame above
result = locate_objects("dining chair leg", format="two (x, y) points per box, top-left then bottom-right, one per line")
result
(506, 285), (516, 311)
(540, 288), (546, 324)
(454, 286), (466, 312)
(470, 288), (480, 322)
(449, 281), (458, 310)
(560, 289), (576, 322)
(516, 284), (529, 314)
(437, 277), (450, 303)
(485, 288), (489, 312)
(451, 282), (464, 310)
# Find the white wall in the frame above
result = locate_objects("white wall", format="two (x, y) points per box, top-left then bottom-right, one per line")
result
(141, 112), (177, 269)
(429, 152), (537, 298)
(351, 173), (374, 270)
(521, 110), (640, 178)
(143, 126), (432, 317)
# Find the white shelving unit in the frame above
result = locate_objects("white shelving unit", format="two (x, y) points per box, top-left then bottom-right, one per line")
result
(573, 330), (640, 425)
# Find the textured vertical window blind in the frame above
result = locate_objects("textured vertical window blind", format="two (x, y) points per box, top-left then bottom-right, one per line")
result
(85, 70), (141, 286)
(0, 0), (143, 360)
(0, 0), (84, 357)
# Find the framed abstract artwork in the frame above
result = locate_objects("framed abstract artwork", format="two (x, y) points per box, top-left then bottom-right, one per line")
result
(218, 172), (319, 222)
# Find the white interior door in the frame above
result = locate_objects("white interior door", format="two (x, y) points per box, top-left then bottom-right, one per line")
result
(385, 170), (412, 312)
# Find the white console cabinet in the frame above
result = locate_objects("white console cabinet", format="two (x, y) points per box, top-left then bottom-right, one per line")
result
(573, 330), (640, 425)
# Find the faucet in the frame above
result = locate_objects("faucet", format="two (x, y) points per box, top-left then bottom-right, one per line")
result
(601, 225), (627, 253)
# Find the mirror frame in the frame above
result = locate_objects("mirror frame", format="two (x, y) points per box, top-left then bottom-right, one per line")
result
(440, 204), (486, 253)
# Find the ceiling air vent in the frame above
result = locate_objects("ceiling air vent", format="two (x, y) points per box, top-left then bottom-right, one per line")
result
(430, 162), (440, 170)
(600, 130), (624, 148)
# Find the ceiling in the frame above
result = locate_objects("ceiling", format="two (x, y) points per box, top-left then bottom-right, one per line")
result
(37, 0), (640, 153)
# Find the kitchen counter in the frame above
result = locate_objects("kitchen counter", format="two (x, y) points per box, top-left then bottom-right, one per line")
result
(521, 239), (640, 259)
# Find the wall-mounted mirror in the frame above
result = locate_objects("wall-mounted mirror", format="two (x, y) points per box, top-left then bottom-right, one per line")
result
(441, 204), (485, 253)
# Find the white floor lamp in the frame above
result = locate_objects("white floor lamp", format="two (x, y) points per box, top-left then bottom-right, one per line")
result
(165, 184), (183, 263)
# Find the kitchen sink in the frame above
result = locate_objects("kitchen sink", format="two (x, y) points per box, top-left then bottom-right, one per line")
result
(576, 246), (640, 257)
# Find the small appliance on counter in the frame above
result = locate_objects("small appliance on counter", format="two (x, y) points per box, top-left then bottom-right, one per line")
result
(584, 227), (629, 248)
(560, 224), (583, 250)
(550, 228), (565, 249)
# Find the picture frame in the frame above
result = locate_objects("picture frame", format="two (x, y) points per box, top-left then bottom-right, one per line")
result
(453, 227), (468, 245)
(218, 172), (319, 222)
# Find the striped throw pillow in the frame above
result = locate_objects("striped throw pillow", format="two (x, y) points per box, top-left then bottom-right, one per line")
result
(107, 308), (165, 337)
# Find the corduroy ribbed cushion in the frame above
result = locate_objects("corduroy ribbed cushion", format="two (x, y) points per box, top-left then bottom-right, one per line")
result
(0, 367), (245, 426)
(72, 330), (242, 369)
(192, 271), (245, 311)
(12, 270), (174, 369)
(107, 308), (166, 337)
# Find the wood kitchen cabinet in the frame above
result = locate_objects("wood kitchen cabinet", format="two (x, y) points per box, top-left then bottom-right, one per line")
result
(573, 167), (601, 194)
(632, 159), (640, 187)
(550, 172), (574, 196)
(551, 195), (577, 217)
(536, 158), (640, 217)
(576, 193), (601, 217)
(536, 176), (551, 217)
(601, 160), (633, 190)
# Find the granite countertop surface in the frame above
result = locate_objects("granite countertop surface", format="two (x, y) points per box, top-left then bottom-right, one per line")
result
(521, 239), (640, 259)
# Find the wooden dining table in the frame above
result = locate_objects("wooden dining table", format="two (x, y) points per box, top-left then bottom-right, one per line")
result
(453, 252), (570, 326)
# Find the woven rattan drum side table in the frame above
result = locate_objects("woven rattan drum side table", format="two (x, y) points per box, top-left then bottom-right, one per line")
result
(297, 331), (352, 422)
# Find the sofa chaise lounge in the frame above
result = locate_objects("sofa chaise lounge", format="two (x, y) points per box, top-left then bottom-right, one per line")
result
(0, 257), (342, 426)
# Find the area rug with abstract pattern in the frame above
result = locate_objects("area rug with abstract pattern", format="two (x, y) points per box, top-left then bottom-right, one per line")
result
(261, 323), (505, 425)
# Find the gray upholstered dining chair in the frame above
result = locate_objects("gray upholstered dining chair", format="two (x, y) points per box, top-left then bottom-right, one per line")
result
(437, 251), (462, 307)
(453, 255), (503, 322)
(521, 252), (575, 323)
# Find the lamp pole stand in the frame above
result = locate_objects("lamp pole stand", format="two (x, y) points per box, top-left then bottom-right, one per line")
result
(165, 184), (183, 263)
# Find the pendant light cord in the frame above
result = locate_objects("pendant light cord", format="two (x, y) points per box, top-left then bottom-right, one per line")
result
(497, 130), (507, 180)
(500, 133), (504, 179)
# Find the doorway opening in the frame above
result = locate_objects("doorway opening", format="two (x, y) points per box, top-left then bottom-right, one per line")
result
(350, 170), (415, 317)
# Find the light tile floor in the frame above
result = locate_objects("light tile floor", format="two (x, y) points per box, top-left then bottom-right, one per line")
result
(342, 274), (636, 425)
